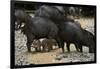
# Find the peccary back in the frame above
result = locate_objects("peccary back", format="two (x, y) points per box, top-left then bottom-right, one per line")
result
(34, 5), (66, 23)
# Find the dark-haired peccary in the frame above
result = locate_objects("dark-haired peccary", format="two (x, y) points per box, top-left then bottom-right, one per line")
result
(57, 21), (95, 53)
(15, 10), (58, 52)
(79, 29), (95, 53)
(34, 5), (66, 24)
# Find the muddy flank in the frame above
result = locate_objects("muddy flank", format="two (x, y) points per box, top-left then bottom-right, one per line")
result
(15, 18), (95, 65)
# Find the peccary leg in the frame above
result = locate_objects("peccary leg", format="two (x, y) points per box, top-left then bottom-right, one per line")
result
(38, 40), (42, 52)
(43, 46), (45, 52)
(89, 48), (93, 53)
(42, 44), (46, 52)
(35, 47), (41, 52)
(67, 42), (70, 52)
(42, 43), (47, 52)
(27, 40), (32, 52)
(75, 43), (80, 52)
(78, 44), (82, 52)
(49, 45), (52, 51)
(49, 40), (53, 50)
(55, 38), (62, 48)
(57, 41), (61, 48)
(89, 46), (94, 53)
(38, 46), (41, 52)
(56, 39), (65, 52)
(47, 45), (51, 52)
(26, 34), (34, 52)
(80, 46), (83, 52)
(35, 40), (41, 52)
(35, 48), (38, 52)
(60, 41), (64, 53)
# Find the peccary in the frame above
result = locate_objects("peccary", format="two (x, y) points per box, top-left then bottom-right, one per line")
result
(79, 29), (95, 53)
(41, 38), (58, 52)
(34, 5), (66, 24)
(57, 21), (95, 53)
(31, 40), (41, 52)
(15, 9), (58, 52)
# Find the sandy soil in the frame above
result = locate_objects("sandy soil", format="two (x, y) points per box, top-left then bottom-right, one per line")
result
(15, 18), (95, 65)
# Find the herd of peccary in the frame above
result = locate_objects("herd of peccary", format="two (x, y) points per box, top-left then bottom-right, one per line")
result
(15, 5), (95, 53)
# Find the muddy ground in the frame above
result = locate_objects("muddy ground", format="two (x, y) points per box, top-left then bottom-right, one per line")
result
(15, 18), (95, 66)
